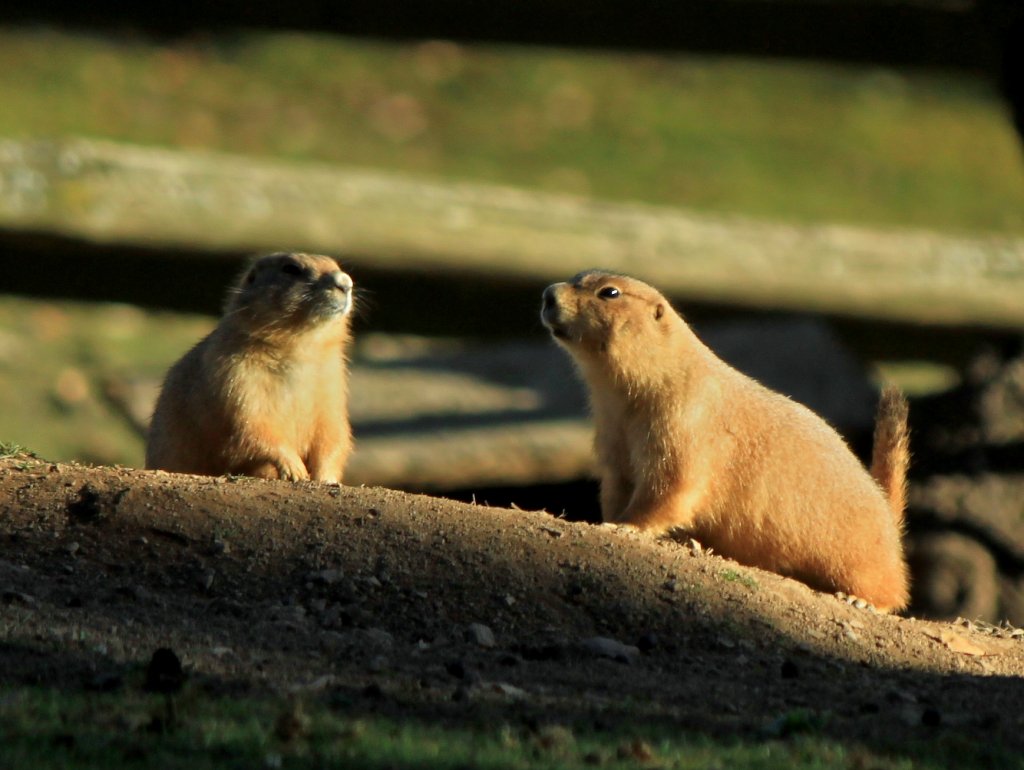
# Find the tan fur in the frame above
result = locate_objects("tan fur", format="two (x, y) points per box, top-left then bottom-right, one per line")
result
(541, 270), (910, 611)
(870, 385), (910, 525)
(146, 252), (355, 483)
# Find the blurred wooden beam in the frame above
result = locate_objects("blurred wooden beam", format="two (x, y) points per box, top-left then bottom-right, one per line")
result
(2, 137), (1023, 328)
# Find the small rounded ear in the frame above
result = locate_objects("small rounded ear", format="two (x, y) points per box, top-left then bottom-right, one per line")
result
(654, 303), (665, 321)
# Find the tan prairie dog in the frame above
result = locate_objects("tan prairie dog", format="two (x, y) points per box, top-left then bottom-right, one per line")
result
(146, 252), (355, 483)
(541, 270), (910, 611)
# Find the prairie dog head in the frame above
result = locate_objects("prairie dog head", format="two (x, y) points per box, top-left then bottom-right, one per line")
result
(227, 252), (354, 334)
(541, 270), (685, 382)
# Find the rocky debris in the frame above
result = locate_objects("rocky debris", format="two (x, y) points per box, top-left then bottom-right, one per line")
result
(465, 623), (496, 648)
(579, 636), (640, 664)
(482, 681), (528, 700)
(321, 628), (394, 657)
(306, 568), (345, 586)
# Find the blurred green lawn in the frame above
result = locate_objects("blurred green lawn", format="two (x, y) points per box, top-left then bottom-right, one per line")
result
(2, 27), (1022, 466)
(0, 296), (212, 466)
(1, 27), (1022, 233)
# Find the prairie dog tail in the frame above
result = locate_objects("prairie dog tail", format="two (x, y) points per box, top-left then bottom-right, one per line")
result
(870, 385), (910, 528)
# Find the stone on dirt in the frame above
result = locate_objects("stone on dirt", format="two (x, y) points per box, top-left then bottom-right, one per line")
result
(466, 622), (496, 648)
(580, 636), (640, 663)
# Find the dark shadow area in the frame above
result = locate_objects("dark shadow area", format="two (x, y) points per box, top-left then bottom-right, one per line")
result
(0, 1), (1013, 73)
(443, 478), (602, 523)
(909, 441), (1024, 478)
(4, 231), (1014, 357)
(0, 232), (248, 316)
(0, 231), (566, 338)
(908, 506), (1024, 581)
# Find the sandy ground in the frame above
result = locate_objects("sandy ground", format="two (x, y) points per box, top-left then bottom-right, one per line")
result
(3, 454), (1024, 758)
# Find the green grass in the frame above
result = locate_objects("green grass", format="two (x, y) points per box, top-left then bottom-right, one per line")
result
(2, 686), (1016, 770)
(0, 295), (213, 467)
(0, 440), (27, 457)
(721, 568), (759, 590)
(1, 28), (1022, 234)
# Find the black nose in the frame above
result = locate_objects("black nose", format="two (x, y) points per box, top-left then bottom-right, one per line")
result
(542, 285), (557, 310)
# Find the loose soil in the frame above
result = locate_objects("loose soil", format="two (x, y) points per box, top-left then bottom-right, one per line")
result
(3, 454), (1024, 763)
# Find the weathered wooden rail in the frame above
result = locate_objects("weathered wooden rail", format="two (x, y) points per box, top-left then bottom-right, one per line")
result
(2, 137), (1023, 328)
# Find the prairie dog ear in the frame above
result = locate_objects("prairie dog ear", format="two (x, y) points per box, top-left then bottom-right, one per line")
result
(654, 303), (665, 321)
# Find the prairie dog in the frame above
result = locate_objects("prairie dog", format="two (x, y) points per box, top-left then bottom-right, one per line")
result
(541, 270), (909, 611)
(146, 252), (355, 483)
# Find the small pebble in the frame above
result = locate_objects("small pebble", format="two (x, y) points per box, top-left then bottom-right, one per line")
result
(308, 598), (327, 614)
(488, 682), (527, 700)
(357, 628), (394, 652)
(466, 623), (496, 648)
(307, 569), (344, 585)
(580, 636), (639, 664)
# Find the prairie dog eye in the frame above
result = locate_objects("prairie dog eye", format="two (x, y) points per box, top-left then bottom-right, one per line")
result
(281, 262), (304, 277)
(597, 286), (621, 299)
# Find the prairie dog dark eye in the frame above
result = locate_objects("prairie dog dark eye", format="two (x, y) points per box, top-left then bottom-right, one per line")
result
(244, 271), (256, 285)
(281, 262), (304, 277)
(597, 286), (621, 299)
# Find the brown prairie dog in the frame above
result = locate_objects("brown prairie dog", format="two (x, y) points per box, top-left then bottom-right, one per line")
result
(146, 252), (355, 483)
(541, 270), (910, 611)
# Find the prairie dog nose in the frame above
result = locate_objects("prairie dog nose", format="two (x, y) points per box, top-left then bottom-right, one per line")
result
(542, 284), (559, 310)
(329, 271), (353, 293)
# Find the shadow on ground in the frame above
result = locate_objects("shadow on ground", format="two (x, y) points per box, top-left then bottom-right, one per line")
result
(2, 456), (1023, 767)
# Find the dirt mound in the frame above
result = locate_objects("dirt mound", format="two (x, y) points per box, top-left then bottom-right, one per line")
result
(3, 454), (1024, 754)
